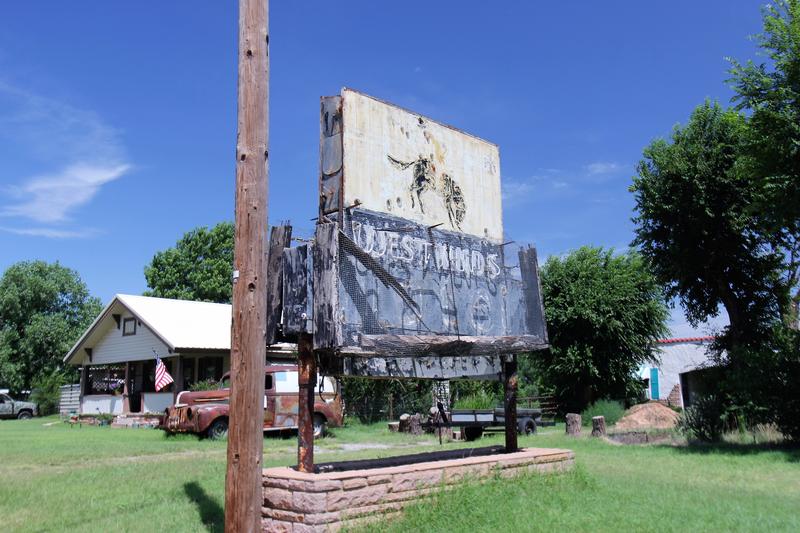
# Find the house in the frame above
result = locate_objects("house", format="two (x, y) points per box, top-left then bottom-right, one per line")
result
(641, 336), (717, 408)
(64, 294), (295, 415)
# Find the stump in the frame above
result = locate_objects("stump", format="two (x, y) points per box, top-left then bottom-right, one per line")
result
(565, 413), (581, 436)
(591, 416), (606, 437)
(398, 413), (423, 435)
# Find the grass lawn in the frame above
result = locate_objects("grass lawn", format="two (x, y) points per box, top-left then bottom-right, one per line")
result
(1, 417), (798, 532)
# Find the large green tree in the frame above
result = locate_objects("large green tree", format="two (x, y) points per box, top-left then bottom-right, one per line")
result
(535, 247), (668, 413)
(631, 101), (786, 343)
(728, 0), (800, 323)
(0, 261), (101, 393)
(144, 222), (234, 303)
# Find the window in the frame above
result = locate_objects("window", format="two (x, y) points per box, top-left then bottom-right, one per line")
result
(265, 375), (273, 391)
(122, 317), (137, 336)
(0, 394), (8, 403)
(198, 356), (224, 382)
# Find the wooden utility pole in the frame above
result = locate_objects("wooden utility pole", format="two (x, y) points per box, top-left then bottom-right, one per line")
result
(225, 0), (269, 531)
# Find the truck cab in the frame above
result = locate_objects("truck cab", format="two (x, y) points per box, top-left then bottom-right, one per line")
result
(162, 365), (342, 439)
(0, 393), (37, 420)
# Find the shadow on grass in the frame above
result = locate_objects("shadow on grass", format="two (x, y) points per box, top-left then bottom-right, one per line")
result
(184, 481), (224, 531)
(657, 441), (800, 462)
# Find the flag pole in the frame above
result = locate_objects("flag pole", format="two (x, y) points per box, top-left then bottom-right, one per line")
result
(225, 0), (269, 531)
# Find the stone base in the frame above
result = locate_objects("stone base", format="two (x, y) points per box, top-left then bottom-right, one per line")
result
(262, 447), (574, 532)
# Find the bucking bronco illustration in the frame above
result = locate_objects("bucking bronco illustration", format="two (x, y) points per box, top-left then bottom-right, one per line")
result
(387, 154), (466, 230)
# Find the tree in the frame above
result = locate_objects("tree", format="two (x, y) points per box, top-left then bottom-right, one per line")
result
(144, 222), (234, 303)
(534, 247), (668, 413)
(630, 101), (786, 344)
(0, 261), (101, 393)
(728, 0), (800, 324)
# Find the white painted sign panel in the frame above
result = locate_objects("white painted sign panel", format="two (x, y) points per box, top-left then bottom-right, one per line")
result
(340, 89), (503, 242)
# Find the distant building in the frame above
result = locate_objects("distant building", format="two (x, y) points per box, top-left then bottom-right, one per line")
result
(640, 337), (717, 408)
(64, 294), (294, 415)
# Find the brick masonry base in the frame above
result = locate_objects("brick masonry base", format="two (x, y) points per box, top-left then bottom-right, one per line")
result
(262, 447), (574, 532)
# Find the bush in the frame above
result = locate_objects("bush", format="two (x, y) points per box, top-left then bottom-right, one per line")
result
(29, 370), (69, 415)
(581, 399), (625, 426)
(677, 395), (726, 442)
(453, 389), (498, 410)
(189, 378), (219, 392)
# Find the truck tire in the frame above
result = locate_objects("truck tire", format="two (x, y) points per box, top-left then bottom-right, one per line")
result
(17, 410), (33, 420)
(313, 414), (327, 439)
(517, 417), (536, 435)
(463, 426), (483, 441)
(207, 418), (228, 440)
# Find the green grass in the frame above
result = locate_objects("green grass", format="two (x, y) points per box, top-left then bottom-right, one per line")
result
(1, 417), (798, 532)
(359, 429), (800, 533)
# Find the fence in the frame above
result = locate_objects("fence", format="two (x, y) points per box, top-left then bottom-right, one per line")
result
(59, 384), (81, 416)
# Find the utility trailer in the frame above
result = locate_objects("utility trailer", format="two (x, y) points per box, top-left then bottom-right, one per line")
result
(451, 407), (544, 441)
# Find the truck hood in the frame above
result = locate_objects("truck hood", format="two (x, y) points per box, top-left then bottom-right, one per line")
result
(175, 389), (230, 407)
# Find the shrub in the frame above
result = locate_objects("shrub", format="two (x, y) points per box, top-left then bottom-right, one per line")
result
(677, 395), (726, 442)
(29, 370), (69, 415)
(581, 399), (625, 426)
(453, 389), (498, 410)
(189, 378), (220, 392)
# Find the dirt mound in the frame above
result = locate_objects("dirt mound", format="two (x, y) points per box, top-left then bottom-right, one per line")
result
(614, 402), (679, 430)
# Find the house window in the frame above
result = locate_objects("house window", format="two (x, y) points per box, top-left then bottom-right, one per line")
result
(198, 356), (224, 382)
(122, 317), (137, 336)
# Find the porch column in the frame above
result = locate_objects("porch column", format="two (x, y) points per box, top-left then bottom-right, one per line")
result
(79, 366), (87, 414)
(174, 355), (183, 401)
(122, 361), (131, 414)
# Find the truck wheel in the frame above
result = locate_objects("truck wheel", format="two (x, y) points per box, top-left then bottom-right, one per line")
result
(313, 414), (327, 439)
(207, 418), (228, 440)
(463, 426), (483, 441)
(517, 417), (536, 435)
(17, 410), (32, 420)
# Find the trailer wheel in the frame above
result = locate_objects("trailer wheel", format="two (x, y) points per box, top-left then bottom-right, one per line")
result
(517, 417), (536, 436)
(463, 426), (483, 441)
(207, 418), (229, 440)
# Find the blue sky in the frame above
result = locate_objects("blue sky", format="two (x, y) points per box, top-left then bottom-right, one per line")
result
(0, 1), (764, 336)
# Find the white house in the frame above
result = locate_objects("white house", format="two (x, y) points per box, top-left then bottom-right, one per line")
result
(64, 294), (294, 415)
(641, 337), (716, 408)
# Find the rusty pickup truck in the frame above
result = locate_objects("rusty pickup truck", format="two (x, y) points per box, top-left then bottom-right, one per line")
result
(162, 365), (342, 439)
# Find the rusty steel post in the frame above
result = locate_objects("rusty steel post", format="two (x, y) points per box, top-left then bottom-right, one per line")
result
(297, 333), (317, 473)
(503, 356), (518, 453)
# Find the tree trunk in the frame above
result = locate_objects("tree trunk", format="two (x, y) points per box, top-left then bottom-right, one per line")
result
(591, 416), (606, 437)
(565, 413), (581, 436)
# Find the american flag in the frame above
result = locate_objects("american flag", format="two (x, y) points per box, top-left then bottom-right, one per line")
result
(154, 355), (174, 391)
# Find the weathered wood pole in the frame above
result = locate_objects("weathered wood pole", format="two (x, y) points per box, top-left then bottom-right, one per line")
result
(224, 0), (269, 531)
(297, 333), (316, 473)
(591, 416), (606, 437)
(565, 413), (582, 436)
(503, 357), (518, 452)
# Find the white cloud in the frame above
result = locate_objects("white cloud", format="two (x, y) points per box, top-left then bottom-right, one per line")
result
(2, 163), (129, 223)
(585, 161), (622, 175)
(0, 82), (130, 236)
(0, 226), (99, 239)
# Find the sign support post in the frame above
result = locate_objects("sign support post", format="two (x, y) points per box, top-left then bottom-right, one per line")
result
(297, 333), (316, 473)
(225, 0), (269, 531)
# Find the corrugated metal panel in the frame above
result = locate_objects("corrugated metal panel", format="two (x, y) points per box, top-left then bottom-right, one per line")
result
(58, 384), (81, 415)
